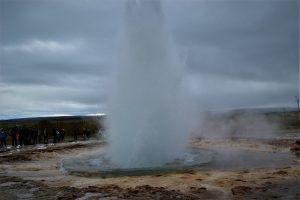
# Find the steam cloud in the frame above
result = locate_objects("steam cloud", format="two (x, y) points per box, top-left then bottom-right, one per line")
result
(194, 112), (279, 139)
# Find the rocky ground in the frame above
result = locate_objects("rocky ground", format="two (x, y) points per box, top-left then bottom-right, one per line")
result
(0, 137), (299, 200)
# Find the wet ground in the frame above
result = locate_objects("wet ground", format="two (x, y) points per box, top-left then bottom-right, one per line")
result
(0, 135), (299, 200)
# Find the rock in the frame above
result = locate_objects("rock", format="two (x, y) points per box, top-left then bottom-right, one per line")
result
(291, 141), (300, 157)
(190, 186), (207, 193)
(273, 170), (288, 175)
(231, 186), (252, 195)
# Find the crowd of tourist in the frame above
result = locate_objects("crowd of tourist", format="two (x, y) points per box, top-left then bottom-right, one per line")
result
(0, 126), (92, 149)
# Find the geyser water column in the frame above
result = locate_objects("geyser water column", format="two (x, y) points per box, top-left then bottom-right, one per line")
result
(108, 0), (189, 168)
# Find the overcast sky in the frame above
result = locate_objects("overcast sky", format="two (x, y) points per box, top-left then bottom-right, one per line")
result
(0, 0), (299, 119)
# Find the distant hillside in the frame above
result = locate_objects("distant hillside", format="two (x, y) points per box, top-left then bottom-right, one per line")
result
(0, 109), (298, 134)
(0, 115), (105, 124)
(0, 115), (106, 136)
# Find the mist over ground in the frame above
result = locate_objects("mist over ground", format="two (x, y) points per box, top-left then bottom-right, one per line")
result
(193, 112), (279, 138)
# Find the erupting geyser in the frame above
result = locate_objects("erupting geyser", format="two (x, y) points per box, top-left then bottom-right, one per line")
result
(107, 0), (189, 168)
(62, 0), (213, 176)
(60, 0), (298, 179)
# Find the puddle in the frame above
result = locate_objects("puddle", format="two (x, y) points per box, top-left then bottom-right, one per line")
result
(62, 147), (297, 177)
(62, 148), (214, 177)
(208, 149), (297, 170)
(0, 182), (17, 187)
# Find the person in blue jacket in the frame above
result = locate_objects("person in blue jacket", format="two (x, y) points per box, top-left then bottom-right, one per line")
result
(0, 128), (7, 148)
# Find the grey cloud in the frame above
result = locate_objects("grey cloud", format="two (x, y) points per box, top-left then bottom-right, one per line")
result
(0, 39), (111, 86)
(0, 0), (299, 119)
(166, 0), (298, 82)
(0, 83), (107, 118)
(0, 0), (121, 45)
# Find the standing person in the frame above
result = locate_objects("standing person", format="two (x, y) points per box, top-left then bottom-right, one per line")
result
(73, 129), (78, 141)
(60, 129), (65, 142)
(18, 127), (24, 147)
(27, 129), (33, 145)
(52, 128), (57, 143)
(43, 128), (48, 144)
(56, 129), (60, 143)
(0, 128), (7, 148)
(86, 129), (90, 140)
(83, 128), (87, 140)
(38, 129), (42, 143)
(23, 127), (29, 145)
(32, 128), (38, 145)
(11, 126), (18, 147)
(16, 129), (20, 147)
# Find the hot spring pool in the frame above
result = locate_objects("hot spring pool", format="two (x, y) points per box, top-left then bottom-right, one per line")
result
(62, 148), (215, 177)
(61, 146), (297, 177)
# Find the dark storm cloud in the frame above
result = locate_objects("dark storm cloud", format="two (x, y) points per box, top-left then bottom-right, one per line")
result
(0, 0), (299, 119)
